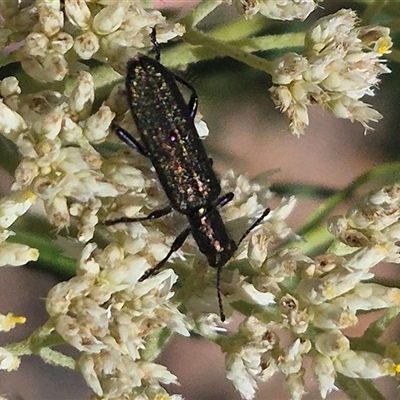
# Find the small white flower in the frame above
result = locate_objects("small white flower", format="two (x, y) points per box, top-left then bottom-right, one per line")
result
(226, 353), (259, 400)
(74, 198), (101, 243)
(236, 281), (276, 305)
(338, 282), (400, 311)
(51, 32), (74, 55)
(38, 2), (64, 37)
(0, 100), (27, 142)
(311, 302), (358, 330)
(23, 33), (49, 59)
(193, 314), (227, 338)
(0, 347), (20, 371)
(282, 371), (306, 400)
(83, 105), (115, 144)
(0, 242), (39, 267)
(22, 52), (69, 82)
(297, 269), (374, 304)
(224, 317), (277, 399)
(342, 245), (388, 271)
(312, 354), (336, 398)
(315, 330), (350, 357)
(73, 30), (100, 60)
(0, 76), (21, 99)
(64, 0), (91, 29)
(79, 351), (179, 398)
(334, 350), (394, 379)
(0, 190), (36, 229)
(92, 5), (126, 36)
(78, 353), (103, 396)
(69, 71), (94, 117)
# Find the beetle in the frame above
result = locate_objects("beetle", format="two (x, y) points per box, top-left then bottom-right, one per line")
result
(106, 32), (269, 320)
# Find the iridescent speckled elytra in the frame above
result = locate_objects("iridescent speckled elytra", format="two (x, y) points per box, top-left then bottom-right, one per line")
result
(106, 33), (269, 321)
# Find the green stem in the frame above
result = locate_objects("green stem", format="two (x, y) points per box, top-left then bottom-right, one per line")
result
(39, 347), (76, 369)
(282, 163), (400, 255)
(336, 374), (385, 400)
(290, 225), (333, 256)
(184, 27), (274, 74)
(376, 1), (400, 18)
(29, 322), (66, 351)
(4, 337), (32, 356)
(9, 231), (75, 275)
(357, 380), (385, 400)
(295, 163), (400, 238)
(180, 0), (224, 28)
(270, 182), (337, 199)
(165, 5), (303, 70)
(210, 14), (271, 42)
(364, 306), (400, 340)
(231, 32), (305, 52)
(349, 335), (386, 356)
(4, 322), (76, 369)
(140, 327), (173, 361)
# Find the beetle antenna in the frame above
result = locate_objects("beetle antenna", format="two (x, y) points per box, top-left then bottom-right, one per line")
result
(150, 27), (160, 62)
(216, 266), (226, 322)
(237, 208), (270, 247)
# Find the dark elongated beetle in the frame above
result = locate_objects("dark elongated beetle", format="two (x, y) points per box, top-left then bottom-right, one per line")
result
(106, 30), (269, 321)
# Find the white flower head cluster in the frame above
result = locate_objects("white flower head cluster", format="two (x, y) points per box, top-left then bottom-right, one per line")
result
(233, 0), (321, 21)
(46, 241), (190, 399)
(0, 0), (183, 81)
(270, 9), (392, 136)
(220, 183), (400, 399)
(0, 73), (120, 241)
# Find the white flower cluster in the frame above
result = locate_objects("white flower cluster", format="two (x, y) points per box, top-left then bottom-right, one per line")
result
(233, 0), (321, 21)
(270, 9), (392, 136)
(46, 241), (189, 399)
(44, 168), (281, 400)
(0, 0), (183, 81)
(219, 184), (400, 399)
(0, 73), (120, 241)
